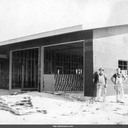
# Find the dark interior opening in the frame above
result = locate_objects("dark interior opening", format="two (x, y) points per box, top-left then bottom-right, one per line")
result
(44, 42), (83, 91)
(12, 48), (39, 90)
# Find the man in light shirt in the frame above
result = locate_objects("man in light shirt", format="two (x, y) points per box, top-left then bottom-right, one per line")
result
(111, 68), (127, 103)
(94, 68), (107, 102)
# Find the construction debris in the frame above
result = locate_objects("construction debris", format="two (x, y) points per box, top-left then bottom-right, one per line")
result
(53, 91), (65, 95)
(10, 91), (26, 95)
(0, 95), (47, 115)
(45, 91), (65, 95)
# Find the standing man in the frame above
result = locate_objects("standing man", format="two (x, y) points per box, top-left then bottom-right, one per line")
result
(94, 68), (107, 102)
(111, 68), (127, 103)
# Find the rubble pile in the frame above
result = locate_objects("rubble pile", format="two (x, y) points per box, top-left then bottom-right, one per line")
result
(0, 95), (46, 115)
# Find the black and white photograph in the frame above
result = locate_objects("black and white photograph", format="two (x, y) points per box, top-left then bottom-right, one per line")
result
(0, 0), (128, 126)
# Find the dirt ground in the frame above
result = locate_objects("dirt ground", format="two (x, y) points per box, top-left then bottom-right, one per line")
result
(0, 89), (128, 125)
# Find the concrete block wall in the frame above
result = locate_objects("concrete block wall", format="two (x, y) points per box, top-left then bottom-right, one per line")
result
(93, 25), (128, 95)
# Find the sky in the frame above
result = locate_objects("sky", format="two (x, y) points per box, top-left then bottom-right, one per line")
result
(0, 0), (128, 42)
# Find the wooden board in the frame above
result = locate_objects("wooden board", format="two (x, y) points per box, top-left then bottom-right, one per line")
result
(0, 95), (46, 115)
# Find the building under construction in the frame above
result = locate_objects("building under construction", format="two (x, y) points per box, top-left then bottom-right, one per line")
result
(0, 24), (128, 96)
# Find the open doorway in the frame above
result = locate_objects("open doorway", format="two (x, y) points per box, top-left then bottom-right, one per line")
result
(12, 48), (39, 91)
(43, 41), (84, 92)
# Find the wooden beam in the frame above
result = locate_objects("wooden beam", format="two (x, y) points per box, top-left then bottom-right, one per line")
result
(9, 51), (12, 91)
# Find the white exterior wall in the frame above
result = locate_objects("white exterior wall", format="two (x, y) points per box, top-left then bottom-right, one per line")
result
(93, 25), (128, 95)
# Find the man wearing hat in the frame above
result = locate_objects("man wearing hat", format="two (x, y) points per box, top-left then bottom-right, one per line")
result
(111, 68), (127, 103)
(94, 67), (107, 102)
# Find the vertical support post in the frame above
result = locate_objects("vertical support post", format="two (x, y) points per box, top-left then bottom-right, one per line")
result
(83, 41), (86, 95)
(30, 49), (33, 87)
(21, 65), (24, 89)
(33, 49), (36, 88)
(9, 51), (12, 91)
(21, 51), (25, 89)
(84, 39), (94, 97)
(40, 46), (44, 92)
(38, 47), (41, 92)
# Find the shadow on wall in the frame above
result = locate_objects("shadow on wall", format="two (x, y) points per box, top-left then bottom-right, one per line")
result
(107, 0), (128, 25)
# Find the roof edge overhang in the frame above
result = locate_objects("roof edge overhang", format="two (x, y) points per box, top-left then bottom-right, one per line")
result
(0, 25), (83, 46)
(0, 23), (128, 46)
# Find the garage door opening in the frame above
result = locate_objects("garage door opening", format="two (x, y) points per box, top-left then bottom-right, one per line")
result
(43, 42), (84, 92)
